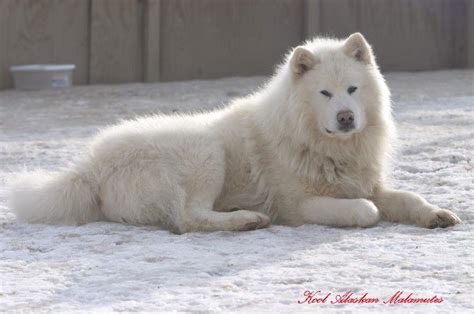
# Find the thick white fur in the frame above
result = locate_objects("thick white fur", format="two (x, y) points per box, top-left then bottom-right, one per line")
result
(8, 33), (461, 233)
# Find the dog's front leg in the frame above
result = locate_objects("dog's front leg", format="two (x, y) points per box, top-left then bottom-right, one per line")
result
(371, 188), (461, 228)
(281, 196), (380, 227)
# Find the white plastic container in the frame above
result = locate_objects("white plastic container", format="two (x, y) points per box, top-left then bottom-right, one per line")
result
(10, 64), (75, 90)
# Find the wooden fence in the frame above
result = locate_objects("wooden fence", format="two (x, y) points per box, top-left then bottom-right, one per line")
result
(0, 0), (472, 90)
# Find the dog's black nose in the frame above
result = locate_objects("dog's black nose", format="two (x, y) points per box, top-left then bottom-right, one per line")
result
(337, 110), (354, 129)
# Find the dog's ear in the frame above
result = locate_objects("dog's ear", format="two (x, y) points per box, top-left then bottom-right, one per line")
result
(344, 33), (374, 64)
(290, 46), (318, 75)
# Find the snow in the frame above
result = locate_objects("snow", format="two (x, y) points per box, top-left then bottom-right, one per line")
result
(0, 70), (473, 312)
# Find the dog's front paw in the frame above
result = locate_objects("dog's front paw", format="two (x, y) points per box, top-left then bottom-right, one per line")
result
(353, 199), (380, 227)
(421, 207), (462, 229)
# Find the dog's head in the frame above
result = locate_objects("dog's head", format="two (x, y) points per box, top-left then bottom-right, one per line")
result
(288, 33), (388, 139)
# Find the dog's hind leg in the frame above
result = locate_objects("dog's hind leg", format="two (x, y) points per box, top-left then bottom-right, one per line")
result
(174, 157), (271, 233)
(176, 201), (271, 233)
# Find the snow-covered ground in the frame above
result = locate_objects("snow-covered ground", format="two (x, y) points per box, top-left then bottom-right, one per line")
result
(0, 70), (473, 312)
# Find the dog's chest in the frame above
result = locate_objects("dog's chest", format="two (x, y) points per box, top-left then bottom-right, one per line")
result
(299, 154), (378, 198)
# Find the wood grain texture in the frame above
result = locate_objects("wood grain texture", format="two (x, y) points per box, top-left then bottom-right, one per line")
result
(0, 0), (89, 89)
(0, 0), (473, 89)
(468, 0), (474, 68)
(315, 0), (465, 71)
(304, 0), (320, 38)
(89, 0), (143, 84)
(0, 1), (9, 89)
(159, 0), (304, 81)
(451, 0), (468, 68)
(144, 0), (161, 82)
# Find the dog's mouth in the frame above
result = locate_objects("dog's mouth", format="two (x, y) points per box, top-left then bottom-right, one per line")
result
(338, 125), (356, 133)
(325, 127), (356, 136)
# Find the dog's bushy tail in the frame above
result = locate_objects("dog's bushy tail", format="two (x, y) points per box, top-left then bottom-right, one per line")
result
(8, 166), (103, 225)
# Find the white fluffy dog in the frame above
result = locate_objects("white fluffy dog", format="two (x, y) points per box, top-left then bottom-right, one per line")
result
(9, 33), (461, 233)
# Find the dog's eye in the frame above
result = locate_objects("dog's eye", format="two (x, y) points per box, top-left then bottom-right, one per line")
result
(320, 90), (332, 98)
(347, 86), (358, 94)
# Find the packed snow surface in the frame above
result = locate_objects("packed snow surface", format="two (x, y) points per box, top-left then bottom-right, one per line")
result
(0, 70), (473, 312)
